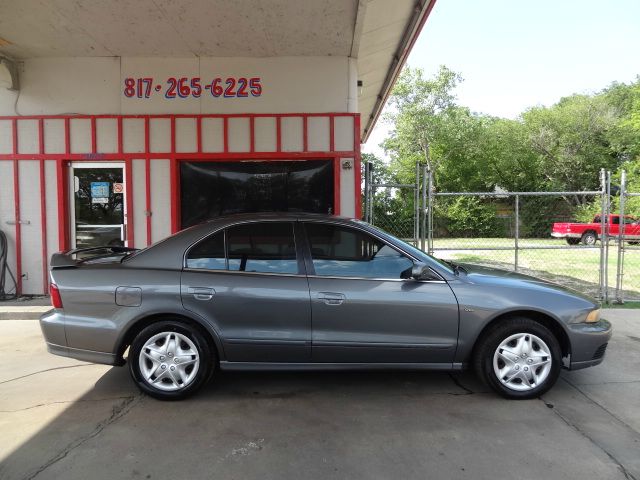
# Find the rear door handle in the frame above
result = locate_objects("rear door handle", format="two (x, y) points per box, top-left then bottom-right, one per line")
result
(188, 287), (215, 301)
(317, 292), (345, 306)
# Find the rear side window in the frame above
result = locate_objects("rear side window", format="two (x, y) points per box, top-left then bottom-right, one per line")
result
(186, 231), (226, 270)
(305, 223), (412, 279)
(227, 222), (297, 274)
(186, 222), (298, 274)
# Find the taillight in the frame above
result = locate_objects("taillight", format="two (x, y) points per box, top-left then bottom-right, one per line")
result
(50, 283), (63, 309)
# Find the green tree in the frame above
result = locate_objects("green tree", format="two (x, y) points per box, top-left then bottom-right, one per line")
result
(522, 94), (619, 203)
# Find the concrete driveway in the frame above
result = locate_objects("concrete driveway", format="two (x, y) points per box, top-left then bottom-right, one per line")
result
(0, 310), (638, 480)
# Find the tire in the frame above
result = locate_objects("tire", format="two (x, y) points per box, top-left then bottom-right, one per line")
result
(129, 320), (214, 400)
(473, 317), (562, 399)
(565, 237), (580, 245)
(581, 231), (597, 246)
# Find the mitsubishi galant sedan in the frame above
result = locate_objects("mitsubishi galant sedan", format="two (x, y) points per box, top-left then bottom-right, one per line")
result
(40, 213), (611, 400)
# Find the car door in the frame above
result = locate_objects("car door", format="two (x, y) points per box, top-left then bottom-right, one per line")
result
(181, 221), (311, 363)
(303, 221), (459, 364)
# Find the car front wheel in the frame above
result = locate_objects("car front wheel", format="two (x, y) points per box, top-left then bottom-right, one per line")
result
(129, 320), (213, 400)
(474, 317), (562, 399)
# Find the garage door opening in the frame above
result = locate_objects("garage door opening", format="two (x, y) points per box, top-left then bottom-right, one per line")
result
(180, 160), (334, 228)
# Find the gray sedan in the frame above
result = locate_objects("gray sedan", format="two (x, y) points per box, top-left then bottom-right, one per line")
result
(40, 213), (611, 400)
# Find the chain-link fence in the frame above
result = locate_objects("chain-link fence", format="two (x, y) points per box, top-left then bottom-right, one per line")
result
(616, 170), (640, 302)
(363, 162), (422, 245)
(364, 162), (639, 304)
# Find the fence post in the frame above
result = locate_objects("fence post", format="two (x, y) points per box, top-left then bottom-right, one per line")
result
(421, 163), (428, 252)
(514, 195), (519, 271)
(615, 169), (627, 303)
(414, 161), (420, 245)
(428, 168), (434, 254)
(598, 168), (608, 302)
(364, 161), (370, 223)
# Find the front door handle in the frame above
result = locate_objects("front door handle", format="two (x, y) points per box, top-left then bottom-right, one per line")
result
(188, 287), (215, 301)
(317, 292), (345, 306)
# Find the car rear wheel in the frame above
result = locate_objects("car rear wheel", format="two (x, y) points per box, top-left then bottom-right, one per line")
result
(581, 231), (597, 245)
(474, 317), (562, 399)
(129, 320), (213, 400)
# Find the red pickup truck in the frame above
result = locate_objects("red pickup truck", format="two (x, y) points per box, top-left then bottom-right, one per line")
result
(552, 214), (640, 245)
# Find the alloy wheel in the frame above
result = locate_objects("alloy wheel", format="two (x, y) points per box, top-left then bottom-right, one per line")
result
(139, 331), (200, 391)
(493, 333), (552, 392)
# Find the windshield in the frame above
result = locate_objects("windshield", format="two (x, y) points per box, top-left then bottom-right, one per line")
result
(356, 220), (455, 274)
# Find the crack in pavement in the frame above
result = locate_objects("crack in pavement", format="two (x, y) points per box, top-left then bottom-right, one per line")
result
(0, 396), (136, 413)
(567, 380), (640, 386)
(539, 376), (640, 480)
(561, 376), (640, 437)
(0, 365), (93, 385)
(540, 397), (637, 480)
(21, 394), (143, 480)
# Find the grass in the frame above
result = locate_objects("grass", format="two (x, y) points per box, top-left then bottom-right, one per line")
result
(428, 237), (640, 304)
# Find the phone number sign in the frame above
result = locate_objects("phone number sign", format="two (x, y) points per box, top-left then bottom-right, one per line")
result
(123, 76), (262, 99)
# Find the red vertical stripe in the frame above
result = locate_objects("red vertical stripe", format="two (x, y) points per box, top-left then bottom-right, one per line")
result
(145, 158), (152, 245)
(170, 117), (179, 233)
(249, 116), (255, 153)
(12, 120), (22, 295)
(117, 117), (123, 154)
(90, 117), (97, 153)
(329, 115), (335, 152)
(64, 118), (70, 154)
(333, 157), (341, 216)
(276, 116), (282, 152)
(38, 119), (48, 293)
(354, 114), (362, 219)
(223, 117), (229, 152)
(56, 159), (69, 251)
(196, 116), (203, 153)
(144, 118), (152, 245)
(302, 116), (308, 152)
(124, 158), (134, 247)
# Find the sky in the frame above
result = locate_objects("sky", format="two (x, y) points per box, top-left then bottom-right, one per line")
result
(363, 0), (640, 157)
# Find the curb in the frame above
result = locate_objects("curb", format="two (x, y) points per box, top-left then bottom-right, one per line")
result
(0, 307), (52, 321)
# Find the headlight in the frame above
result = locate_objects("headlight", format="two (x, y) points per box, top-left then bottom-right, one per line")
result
(585, 309), (601, 323)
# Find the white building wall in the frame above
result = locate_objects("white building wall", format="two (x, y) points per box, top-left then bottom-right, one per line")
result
(0, 56), (356, 117)
(132, 159), (147, 246)
(150, 160), (171, 243)
(0, 161), (17, 292)
(0, 55), (361, 295)
(17, 161), (43, 294)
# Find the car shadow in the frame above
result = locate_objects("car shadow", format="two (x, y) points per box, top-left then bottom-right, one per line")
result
(1, 366), (488, 480)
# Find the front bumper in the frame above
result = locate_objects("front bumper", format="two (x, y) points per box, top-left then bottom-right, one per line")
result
(567, 319), (612, 370)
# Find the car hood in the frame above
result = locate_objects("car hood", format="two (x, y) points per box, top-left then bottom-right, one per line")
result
(456, 263), (598, 304)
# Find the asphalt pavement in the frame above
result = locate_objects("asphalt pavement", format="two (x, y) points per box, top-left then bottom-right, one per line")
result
(0, 310), (638, 480)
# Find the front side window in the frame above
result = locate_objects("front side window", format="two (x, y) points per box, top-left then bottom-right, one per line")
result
(305, 223), (413, 279)
(227, 222), (298, 274)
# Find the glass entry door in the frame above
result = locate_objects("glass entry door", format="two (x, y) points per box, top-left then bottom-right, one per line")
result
(69, 163), (126, 249)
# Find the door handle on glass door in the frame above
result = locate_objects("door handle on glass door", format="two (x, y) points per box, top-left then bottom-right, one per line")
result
(317, 292), (345, 305)
(188, 287), (215, 301)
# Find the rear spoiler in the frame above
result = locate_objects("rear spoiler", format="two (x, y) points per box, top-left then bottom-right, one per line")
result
(50, 246), (139, 269)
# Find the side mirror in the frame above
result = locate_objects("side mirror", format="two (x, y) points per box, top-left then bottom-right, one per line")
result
(411, 262), (431, 280)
